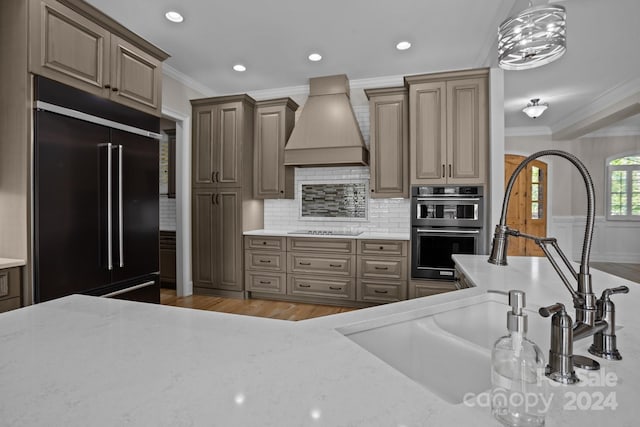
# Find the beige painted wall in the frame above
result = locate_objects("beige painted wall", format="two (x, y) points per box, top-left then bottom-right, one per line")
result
(162, 74), (207, 116)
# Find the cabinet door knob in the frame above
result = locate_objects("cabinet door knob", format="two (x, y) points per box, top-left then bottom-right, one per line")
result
(111, 87), (118, 92)
(104, 84), (111, 89)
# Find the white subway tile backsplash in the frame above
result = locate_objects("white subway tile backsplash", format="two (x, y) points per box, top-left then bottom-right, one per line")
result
(160, 196), (176, 231)
(264, 169), (410, 233)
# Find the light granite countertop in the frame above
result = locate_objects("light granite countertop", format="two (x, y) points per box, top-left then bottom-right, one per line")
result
(0, 255), (637, 426)
(243, 229), (410, 241)
(0, 258), (26, 269)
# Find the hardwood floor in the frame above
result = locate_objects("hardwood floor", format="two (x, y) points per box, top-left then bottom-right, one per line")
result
(591, 262), (640, 284)
(160, 289), (358, 321)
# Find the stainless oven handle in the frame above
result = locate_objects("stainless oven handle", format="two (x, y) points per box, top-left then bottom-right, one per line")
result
(416, 197), (480, 202)
(416, 229), (480, 234)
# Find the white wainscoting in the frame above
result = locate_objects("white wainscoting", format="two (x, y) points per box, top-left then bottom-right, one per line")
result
(550, 216), (640, 263)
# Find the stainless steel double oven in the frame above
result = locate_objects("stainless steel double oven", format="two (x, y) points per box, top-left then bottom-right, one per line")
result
(411, 186), (485, 280)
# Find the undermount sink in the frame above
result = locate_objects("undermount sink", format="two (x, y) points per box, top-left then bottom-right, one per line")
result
(338, 293), (550, 404)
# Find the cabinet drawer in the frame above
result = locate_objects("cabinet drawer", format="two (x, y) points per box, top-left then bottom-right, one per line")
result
(244, 251), (286, 272)
(409, 280), (458, 299)
(287, 237), (355, 254)
(0, 297), (21, 313)
(244, 236), (286, 251)
(358, 257), (407, 280)
(288, 275), (355, 300)
(245, 271), (286, 294)
(0, 267), (21, 301)
(357, 279), (407, 303)
(358, 240), (407, 256)
(288, 253), (354, 276)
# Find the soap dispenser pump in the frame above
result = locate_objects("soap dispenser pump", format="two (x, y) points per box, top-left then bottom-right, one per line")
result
(491, 290), (547, 427)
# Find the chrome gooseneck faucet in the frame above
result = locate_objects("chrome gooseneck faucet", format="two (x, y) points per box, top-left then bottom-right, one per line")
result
(488, 150), (628, 384)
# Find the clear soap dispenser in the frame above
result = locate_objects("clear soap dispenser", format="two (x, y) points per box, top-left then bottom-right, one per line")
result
(491, 290), (547, 427)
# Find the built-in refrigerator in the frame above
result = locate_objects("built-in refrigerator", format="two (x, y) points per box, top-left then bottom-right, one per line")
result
(33, 77), (160, 303)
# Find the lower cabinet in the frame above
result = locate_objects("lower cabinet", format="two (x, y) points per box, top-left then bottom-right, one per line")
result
(159, 231), (176, 288)
(244, 236), (409, 307)
(0, 267), (21, 313)
(409, 279), (459, 298)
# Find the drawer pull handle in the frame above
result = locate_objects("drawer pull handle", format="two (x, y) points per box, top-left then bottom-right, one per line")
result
(374, 266), (389, 270)
(259, 259), (271, 263)
(299, 262), (311, 266)
(329, 264), (342, 268)
(259, 281), (272, 285)
(299, 283), (311, 288)
(329, 286), (342, 291)
(374, 289), (389, 294)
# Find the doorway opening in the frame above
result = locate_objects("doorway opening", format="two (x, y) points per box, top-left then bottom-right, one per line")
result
(159, 119), (177, 289)
(504, 154), (548, 256)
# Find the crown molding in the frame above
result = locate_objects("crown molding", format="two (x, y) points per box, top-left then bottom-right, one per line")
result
(581, 125), (640, 139)
(551, 76), (640, 140)
(162, 65), (217, 97)
(505, 126), (552, 137)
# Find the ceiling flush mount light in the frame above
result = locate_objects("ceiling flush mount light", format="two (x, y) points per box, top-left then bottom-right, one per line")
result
(308, 53), (322, 62)
(498, 4), (566, 70)
(396, 41), (411, 51)
(165, 11), (184, 23)
(523, 99), (548, 118)
(233, 64), (246, 72)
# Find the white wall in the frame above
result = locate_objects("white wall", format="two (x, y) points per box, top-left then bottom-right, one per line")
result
(162, 73), (208, 296)
(505, 132), (640, 263)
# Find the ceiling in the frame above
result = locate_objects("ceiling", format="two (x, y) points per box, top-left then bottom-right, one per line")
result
(86, 0), (640, 133)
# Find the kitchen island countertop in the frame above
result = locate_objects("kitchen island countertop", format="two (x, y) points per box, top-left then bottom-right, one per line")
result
(0, 255), (638, 426)
(0, 258), (25, 269)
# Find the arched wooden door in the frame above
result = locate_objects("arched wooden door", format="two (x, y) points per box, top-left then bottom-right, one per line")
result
(505, 155), (548, 256)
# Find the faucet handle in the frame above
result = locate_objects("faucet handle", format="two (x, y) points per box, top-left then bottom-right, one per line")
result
(539, 302), (565, 318)
(601, 286), (629, 301)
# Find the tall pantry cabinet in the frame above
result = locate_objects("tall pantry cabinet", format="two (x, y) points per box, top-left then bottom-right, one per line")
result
(191, 95), (263, 297)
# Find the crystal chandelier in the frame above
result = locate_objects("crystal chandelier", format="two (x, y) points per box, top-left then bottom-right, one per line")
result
(498, 4), (566, 70)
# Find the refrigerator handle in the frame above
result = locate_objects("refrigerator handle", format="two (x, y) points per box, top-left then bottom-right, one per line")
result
(118, 145), (124, 268)
(106, 143), (113, 270)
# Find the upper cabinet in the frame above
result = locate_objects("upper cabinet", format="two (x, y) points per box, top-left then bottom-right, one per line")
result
(29, 0), (167, 116)
(191, 95), (256, 188)
(365, 87), (409, 198)
(253, 98), (298, 199)
(405, 69), (488, 185)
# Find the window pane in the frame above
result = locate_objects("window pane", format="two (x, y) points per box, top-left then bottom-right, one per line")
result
(531, 183), (539, 201)
(610, 156), (640, 166)
(610, 193), (626, 216)
(633, 171), (640, 193)
(611, 171), (626, 193)
(531, 202), (539, 219)
(531, 166), (540, 183)
(633, 193), (640, 216)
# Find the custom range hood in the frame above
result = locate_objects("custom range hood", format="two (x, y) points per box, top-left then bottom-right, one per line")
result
(284, 74), (369, 166)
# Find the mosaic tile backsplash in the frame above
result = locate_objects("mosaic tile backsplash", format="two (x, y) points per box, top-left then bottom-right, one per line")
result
(301, 183), (367, 219)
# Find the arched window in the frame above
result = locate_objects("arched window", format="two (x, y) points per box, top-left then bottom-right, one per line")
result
(606, 154), (640, 220)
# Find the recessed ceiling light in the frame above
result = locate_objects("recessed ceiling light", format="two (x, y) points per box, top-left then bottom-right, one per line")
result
(165, 11), (184, 23)
(396, 41), (411, 50)
(233, 64), (247, 72)
(308, 53), (322, 62)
